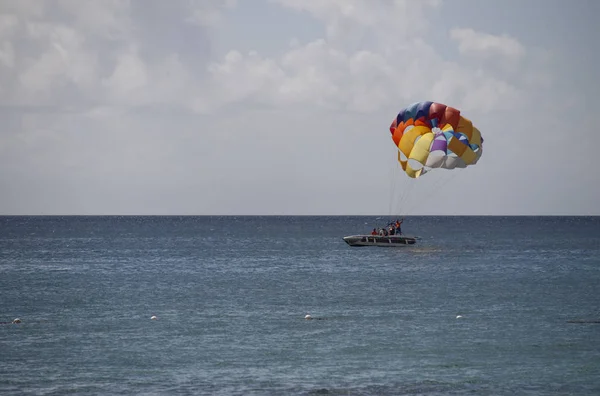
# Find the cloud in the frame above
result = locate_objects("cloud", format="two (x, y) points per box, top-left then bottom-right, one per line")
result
(450, 28), (525, 60)
(186, 0), (237, 27)
(0, 13), (19, 37)
(1, 0), (548, 117)
(0, 40), (14, 69)
(55, 0), (132, 39)
(272, 0), (442, 35)
(0, 0), (212, 112)
(201, 19), (543, 118)
(270, 0), (443, 58)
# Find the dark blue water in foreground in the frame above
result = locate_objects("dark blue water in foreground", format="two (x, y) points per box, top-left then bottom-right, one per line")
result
(1, 216), (599, 395)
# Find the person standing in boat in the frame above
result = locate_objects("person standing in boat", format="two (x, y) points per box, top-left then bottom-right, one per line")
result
(371, 228), (377, 236)
(395, 218), (403, 234)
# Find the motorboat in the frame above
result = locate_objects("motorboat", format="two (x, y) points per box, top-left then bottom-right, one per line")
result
(343, 234), (417, 247)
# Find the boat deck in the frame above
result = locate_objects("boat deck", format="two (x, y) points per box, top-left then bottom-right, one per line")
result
(343, 235), (417, 247)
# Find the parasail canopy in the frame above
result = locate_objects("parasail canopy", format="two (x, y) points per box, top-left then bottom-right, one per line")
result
(389, 101), (483, 178)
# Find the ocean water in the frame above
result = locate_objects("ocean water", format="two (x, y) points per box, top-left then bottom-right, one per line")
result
(1, 216), (599, 395)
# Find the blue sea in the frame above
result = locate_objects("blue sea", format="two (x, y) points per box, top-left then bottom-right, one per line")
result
(1, 216), (599, 395)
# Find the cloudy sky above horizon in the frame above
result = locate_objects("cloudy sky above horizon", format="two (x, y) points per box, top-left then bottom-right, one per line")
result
(1, 0), (598, 215)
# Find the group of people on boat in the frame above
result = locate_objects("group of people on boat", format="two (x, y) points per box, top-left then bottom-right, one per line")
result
(371, 218), (403, 236)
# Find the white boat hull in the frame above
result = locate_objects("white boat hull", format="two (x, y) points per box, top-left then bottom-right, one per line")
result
(343, 234), (417, 247)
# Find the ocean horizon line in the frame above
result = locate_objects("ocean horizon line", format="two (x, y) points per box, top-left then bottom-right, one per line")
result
(1, 214), (599, 218)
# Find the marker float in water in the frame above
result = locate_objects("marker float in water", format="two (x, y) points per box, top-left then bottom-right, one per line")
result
(305, 314), (327, 321)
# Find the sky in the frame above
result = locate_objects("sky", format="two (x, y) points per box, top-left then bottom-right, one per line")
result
(0, 0), (598, 215)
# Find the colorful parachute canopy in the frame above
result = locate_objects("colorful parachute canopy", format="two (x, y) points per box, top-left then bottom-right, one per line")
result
(389, 101), (483, 178)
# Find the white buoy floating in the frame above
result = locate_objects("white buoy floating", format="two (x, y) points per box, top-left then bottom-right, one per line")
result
(12, 318), (21, 324)
(456, 315), (463, 319)
(150, 315), (157, 320)
(305, 314), (312, 320)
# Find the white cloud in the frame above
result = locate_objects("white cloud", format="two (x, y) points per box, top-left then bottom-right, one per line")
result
(2, 0), (542, 116)
(0, 40), (14, 68)
(0, 0), (213, 110)
(200, 24), (540, 116)
(450, 28), (525, 60)
(0, 0), (45, 19)
(186, 0), (237, 27)
(272, 0), (441, 30)
(102, 49), (149, 101)
(0, 13), (19, 37)
(200, 50), (286, 111)
(14, 23), (98, 106)
(272, 0), (442, 51)
(56, 0), (132, 39)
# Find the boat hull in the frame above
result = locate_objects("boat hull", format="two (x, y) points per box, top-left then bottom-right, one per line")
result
(343, 235), (417, 247)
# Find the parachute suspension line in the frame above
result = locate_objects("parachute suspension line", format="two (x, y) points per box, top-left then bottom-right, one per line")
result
(388, 162), (399, 217)
(388, 156), (409, 219)
(392, 172), (417, 219)
(390, 151), (409, 219)
(402, 168), (463, 215)
(403, 175), (445, 216)
(385, 150), (425, 220)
